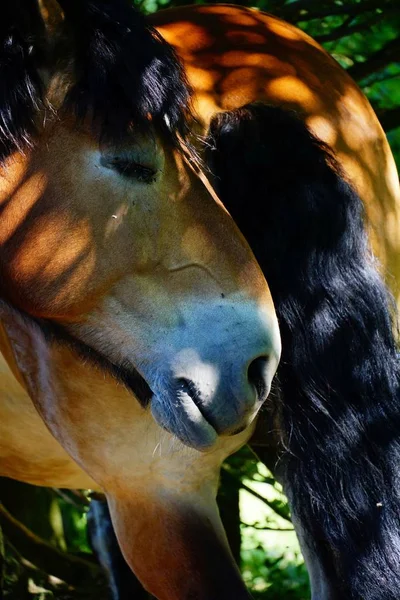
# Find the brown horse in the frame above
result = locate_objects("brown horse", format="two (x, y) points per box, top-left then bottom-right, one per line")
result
(1, 2), (400, 599)
(0, 1), (279, 598)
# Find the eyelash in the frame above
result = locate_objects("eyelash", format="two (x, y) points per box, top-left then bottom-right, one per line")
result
(110, 159), (157, 184)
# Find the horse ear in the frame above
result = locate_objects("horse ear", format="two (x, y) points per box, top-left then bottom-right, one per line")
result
(0, 2), (44, 162)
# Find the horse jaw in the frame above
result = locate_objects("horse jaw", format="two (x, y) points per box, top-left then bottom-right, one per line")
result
(107, 485), (251, 600)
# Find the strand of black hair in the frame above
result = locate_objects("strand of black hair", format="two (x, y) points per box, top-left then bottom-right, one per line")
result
(0, 0), (44, 162)
(57, 0), (192, 144)
(207, 103), (400, 599)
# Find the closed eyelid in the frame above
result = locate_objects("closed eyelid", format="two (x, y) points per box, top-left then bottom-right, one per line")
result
(100, 156), (158, 184)
(100, 136), (161, 165)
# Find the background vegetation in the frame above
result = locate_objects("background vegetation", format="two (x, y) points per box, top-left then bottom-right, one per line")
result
(1, 0), (400, 598)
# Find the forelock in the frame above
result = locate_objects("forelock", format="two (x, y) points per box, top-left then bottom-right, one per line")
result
(0, 0), (193, 163)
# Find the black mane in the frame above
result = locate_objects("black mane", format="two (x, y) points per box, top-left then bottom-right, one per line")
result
(0, 1), (44, 161)
(0, 0), (192, 162)
(207, 104), (400, 599)
(58, 0), (192, 143)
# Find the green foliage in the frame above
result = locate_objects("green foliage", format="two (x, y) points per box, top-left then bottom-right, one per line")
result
(0, 485), (104, 599)
(56, 496), (90, 555)
(242, 544), (309, 600)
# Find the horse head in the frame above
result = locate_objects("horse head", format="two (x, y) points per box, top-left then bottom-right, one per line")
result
(0, 1), (280, 597)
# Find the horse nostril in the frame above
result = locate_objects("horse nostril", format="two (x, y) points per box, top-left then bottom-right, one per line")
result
(247, 356), (270, 403)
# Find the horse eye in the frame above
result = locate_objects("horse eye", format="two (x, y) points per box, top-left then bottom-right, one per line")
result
(109, 158), (157, 184)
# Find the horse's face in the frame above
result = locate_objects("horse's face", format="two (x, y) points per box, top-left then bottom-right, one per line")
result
(0, 111), (280, 451)
(0, 2), (280, 597)
(0, 100), (279, 600)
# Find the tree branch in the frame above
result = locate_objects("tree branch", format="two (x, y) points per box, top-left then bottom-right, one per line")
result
(275, 0), (391, 24)
(52, 488), (90, 510)
(348, 37), (400, 81)
(222, 466), (292, 523)
(0, 503), (102, 589)
(315, 20), (373, 44)
(240, 482), (293, 524)
(241, 521), (294, 532)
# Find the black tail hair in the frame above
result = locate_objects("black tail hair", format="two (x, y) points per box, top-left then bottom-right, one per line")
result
(206, 103), (400, 599)
(0, 1), (44, 161)
(58, 0), (192, 143)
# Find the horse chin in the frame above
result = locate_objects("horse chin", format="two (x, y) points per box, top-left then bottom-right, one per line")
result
(151, 390), (219, 451)
(106, 489), (252, 600)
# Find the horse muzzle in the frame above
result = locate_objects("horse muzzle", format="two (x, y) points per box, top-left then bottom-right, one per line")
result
(148, 299), (280, 451)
